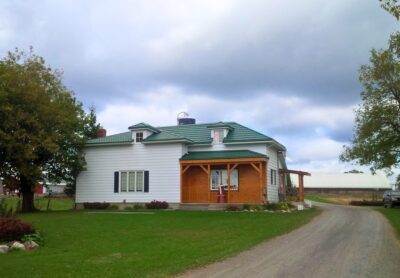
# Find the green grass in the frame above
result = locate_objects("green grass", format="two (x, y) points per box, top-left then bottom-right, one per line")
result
(1, 197), (74, 213)
(0, 209), (319, 277)
(305, 193), (382, 205)
(305, 194), (337, 204)
(377, 207), (400, 236)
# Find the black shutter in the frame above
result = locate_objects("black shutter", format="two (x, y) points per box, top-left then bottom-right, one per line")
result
(144, 171), (149, 192)
(114, 171), (119, 193)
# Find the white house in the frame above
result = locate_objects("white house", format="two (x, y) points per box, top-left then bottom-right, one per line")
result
(76, 119), (288, 207)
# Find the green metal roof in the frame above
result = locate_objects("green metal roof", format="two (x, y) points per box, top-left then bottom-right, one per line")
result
(146, 122), (274, 145)
(128, 122), (160, 133)
(87, 132), (132, 145)
(206, 122), (234, 130)
(142, 129), (193, 144)
(87, 121), (284, 148)
(180, 150), (268, 160)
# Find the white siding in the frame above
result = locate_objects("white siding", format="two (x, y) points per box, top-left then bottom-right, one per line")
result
(76, 143), (185, 203)
(266, 146), (279, 203)
(77, 138), (285, 204)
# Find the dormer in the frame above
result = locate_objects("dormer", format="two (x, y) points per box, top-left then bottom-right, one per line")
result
(128, 123), (161, 143)
(207, 122), (234, 145)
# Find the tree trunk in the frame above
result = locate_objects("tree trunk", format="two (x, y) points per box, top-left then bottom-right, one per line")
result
(20, 176), (36, 212)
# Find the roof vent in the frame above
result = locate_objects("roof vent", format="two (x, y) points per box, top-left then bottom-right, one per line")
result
(177, 112), (196, 125)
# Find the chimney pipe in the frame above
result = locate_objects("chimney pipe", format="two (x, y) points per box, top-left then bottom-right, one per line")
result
(97, 128), (107, 138)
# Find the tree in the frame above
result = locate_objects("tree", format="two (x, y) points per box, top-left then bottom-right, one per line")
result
(380, 0), (400, 20)
(340, 32), (400, 173)
(63, 105), (101, 196)
(0, 49), (91, 212)
(344, 170), (364, 174)
(84, 105), (101, 140)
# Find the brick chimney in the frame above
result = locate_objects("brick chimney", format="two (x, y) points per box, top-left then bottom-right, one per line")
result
(97, 128), (107, 138)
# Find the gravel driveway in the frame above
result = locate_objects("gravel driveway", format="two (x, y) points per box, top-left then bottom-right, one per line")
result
(178, 203), (400, 278)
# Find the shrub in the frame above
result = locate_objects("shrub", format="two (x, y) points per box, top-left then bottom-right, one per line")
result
(243, 204), (251, 210)
(63, 186), (75, 197)
(349, 200), (383, 206)
(145, 200), (169, 209)
(264, 202), (294, 211)
(0, 198), (5, 216)
(242, 205), (262, 211)
(264, 203), (281, 211)
(21, 232), (44, 246)
(0, 217), (34, 242)
(83, 202), (110, 209)
(109, 205), (119, 210)
(133, 203), (144, 209)
(226, 206), (241, 211)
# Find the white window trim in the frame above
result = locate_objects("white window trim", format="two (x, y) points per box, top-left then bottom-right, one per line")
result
(270, 169), (277, 185)
(119, 170), (145, 193)
(212, 129), (225, 145)
(210, 169), (239, 191)
(135, 132), (144, 143)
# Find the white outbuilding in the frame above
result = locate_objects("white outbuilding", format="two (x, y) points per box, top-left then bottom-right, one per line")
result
(291, 172), (391, 194)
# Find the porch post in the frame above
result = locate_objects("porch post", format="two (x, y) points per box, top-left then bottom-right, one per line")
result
(227, 163), (231, 203)
(298, 174), (305, 202)
(207, 164), (211, 203)
(299, 174), (304, 202)
(180, 164), (183, 203)
(259, 162), (263, 204)
(265, 160), (268, 203)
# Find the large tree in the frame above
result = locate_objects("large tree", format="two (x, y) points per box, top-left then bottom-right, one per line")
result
(0, 49), (93, 212)
(380, 0), (400, 20)
(341, 32), (400, 172)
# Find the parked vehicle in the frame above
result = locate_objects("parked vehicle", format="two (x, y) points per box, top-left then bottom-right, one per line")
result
(383, 191), (400, 208)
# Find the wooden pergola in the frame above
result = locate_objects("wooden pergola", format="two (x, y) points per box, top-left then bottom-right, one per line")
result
(279, 169), (311, 202)
(180, 157), (268, 204)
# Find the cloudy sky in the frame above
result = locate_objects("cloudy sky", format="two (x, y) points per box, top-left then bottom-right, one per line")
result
(1, 0), (398, 179)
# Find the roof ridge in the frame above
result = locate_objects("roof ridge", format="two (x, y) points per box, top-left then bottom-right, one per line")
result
(157, 121), (221, 129)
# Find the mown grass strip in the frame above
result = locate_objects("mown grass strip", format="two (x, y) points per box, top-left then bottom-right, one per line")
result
(0, 209), (319, 277)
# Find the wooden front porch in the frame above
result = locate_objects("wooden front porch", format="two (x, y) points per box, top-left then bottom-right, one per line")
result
(180, 157), (268, 204)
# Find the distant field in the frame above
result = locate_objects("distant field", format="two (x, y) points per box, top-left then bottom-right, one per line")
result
(305, 193), (382, 205)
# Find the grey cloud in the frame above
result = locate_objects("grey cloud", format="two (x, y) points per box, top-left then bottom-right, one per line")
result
(151, 1), (397, 105)
(1, 0), (397, 108)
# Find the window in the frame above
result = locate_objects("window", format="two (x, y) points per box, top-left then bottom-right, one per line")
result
(210, 169), (239, 191)
(270, 169), (277, 185)
(136, 132), (143, 142)
(120, 171), (144, 192)
(212, 129), (224, 144)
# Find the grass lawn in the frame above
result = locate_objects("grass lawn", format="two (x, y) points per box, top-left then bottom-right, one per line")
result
(376, 207), (400, 237)
(305, 193), (382, 205)
(0, 209), (319, 277)
(1, 196), (74, 213)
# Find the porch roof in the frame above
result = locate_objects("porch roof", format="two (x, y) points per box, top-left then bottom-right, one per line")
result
(180, 150), (268, 161)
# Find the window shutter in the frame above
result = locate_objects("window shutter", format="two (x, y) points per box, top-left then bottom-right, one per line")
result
(144, 171), (149, 192)
(114, 171), (119, 193)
